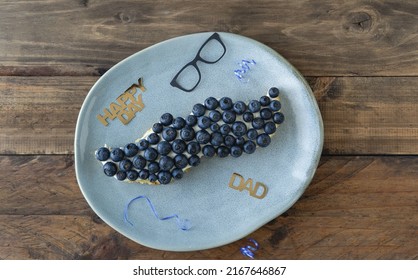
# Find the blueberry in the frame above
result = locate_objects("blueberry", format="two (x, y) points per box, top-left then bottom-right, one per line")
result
(224, 135), (236, 147)
(247, 128), (258, 140)
(172, 117), (186, 130)
(185, 115), (197, 126)
(252, 117), (265, 129)
(233, 101), (247, 115)
(210, 123), (220, 132)
(147, 133), (160, 145)
(119, 159), (133, 171)
(243, 112), (254, 122)
(192, 103), (206, 117)
(232, 121), (248, 137)
(159, 156), (175, 171)
(260, 108), (273, 120)
(198, 116), (212, 129)
(148, 161), (160, 174)
(219, 124), (231, 135)
(172, 168), (184, 180)
(204, 97), (219, 110)
(103, 162), (117, 176)
(222, 111), (236, 124)
(260, 96), (271, 106)
(217, 146), (230, 158)
(96, 147), (110, 161)
(202, 145), (216, 157)
(273, 112), (285, 124)
(188, 155), (200, 167)
(148, 173), (158, 183)
(158, 171), (172, 185)
(152, 123), (163, 133)
(160, 113), (173, 126)
(210, 132), (224, 146)
(180, 126), (195, 141)
(256, 133), (271, 147)
(270, 100), (281, 111)
(196, 130), (211, 144)
(268, 87), (280, 98)
(219, 97), (233, 110)
(209, 110), (221, 122)
(110, 148), (125, 162)
(187, 141), (201, 155)
(137, 139), (149, 151)
(264, 122), (276, 134)
(174, 154), (188, 169)
(243, 140), (256, 154)
(139, 169), (150, 180)
(132, 155), (146, 169)
(162, 127), (177, 142)
(124, 143), (139, 157)
(248, 100), (261, 113)
(236, 136), (245, 146)
(144, 147), (158, 161)
(157, 141), (172, 155)
(127, 170), (139, 181)
(116, 171), (127, 181)
(172, 139), (187, 154)
(230, 146), (243, 157)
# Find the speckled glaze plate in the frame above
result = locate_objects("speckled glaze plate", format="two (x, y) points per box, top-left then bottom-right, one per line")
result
(74, 32), (323, 252)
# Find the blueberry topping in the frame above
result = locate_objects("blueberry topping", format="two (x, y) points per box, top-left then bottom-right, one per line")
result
(96, 147), (110, 161)
(127, 170), (139, 181)
(116, 171), (127, 181)
(219, 124), (231, 135)
(209, 110), (221, 122)
(110, 148), (125, 162)
(172, 139), (187, 154)
(236, 136), (245, 146)
(260, 96), (271, 106)
(270, 100), (281, 111)
(232, 121), (247, 137)
(210, 123), (220, 132)
(148, 161), (160, 174)
(210, 132), (224, 146)
(196, 130), (211, 144)
(230, 146), (243, 158)
(172, 168), (184, 180)
(180, 126), (195, 141)
(252, 117), (265, 129)
(188, 155), (201, 167)
(246, 128), (258, 140)
(137, 139), (149, 151)
(224, 135), (236, 147)
(162, 127), (177, 142)
(233, 101), (247, 115)
(243, 112), (254, 122)
(197, 116), (212, 129)
(202, 145), (216, 157)
(103, 162), (117, 176)
(187, 141), (201, 155)
(119, 159), (133, 172)
(160, 113), (173, 126)
(158, 171), (172, 185)
(157, 141), (172, 155)
(152, 123), (163, 133)
(159, 156), (175, 171)
(124, 143), (139, 157)
(268, 87), (280, 98)
(139, 169), (150, 180)
(273, 112), (285, 124)
(243, 140), (256, 154)
(217, 146), (230, 158)
(185, 115), (197, 126)
(248, 100), (261, 113)
(192, 103), (206, 117)
(144, 147), (158, 161)
(219, 97), (233, 110)
(174, 154), (188, 169)
(172, 117), (186, 130)
(264, 122), (276, 134)
(260, 108), (273, 120)
(132, 155), (146, 170)
(148, 173), (158, 183)
(222, 111), (236, 124)
(147, 133), (160, 145)
(256, 133), (271, 147)
(204, 97), (219, 110)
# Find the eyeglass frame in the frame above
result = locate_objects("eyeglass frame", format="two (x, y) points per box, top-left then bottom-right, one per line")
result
(170, 32), (227, 92)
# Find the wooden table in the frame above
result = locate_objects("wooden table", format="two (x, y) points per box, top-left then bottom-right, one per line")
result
(1, 0), (417, 260)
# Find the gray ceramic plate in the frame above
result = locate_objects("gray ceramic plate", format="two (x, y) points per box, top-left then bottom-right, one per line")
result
(75, 32), (323, 251)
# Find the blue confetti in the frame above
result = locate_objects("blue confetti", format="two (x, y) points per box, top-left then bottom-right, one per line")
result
(240, 238), (259, 259)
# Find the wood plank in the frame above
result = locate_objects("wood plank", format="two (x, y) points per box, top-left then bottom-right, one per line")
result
(0, 0), (417, 76)
(0, 155), (417, 259)
(1, 76), (418, 155)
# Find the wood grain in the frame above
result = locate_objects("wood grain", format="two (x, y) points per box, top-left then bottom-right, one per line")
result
(1, 76), (418, 155)
(0, 0), (417, 76)
(0, 155), (417, 259)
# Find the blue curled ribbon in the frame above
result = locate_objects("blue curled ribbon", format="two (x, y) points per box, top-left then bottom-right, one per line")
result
(234, 59), (256, 80)
(240, 238), (259, 259)
(123, 195), (191, 231)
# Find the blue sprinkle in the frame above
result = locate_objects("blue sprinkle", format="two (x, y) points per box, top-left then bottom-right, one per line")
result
(240, 238), (259, 259)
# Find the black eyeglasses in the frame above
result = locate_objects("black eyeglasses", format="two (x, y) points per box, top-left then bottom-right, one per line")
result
(170, 32), (226, 92)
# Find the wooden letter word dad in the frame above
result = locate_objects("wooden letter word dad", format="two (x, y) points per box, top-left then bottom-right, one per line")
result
(228, 172), (268, 199)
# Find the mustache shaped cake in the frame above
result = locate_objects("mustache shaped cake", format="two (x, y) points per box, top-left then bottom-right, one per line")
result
(95, 87), (284, 185)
